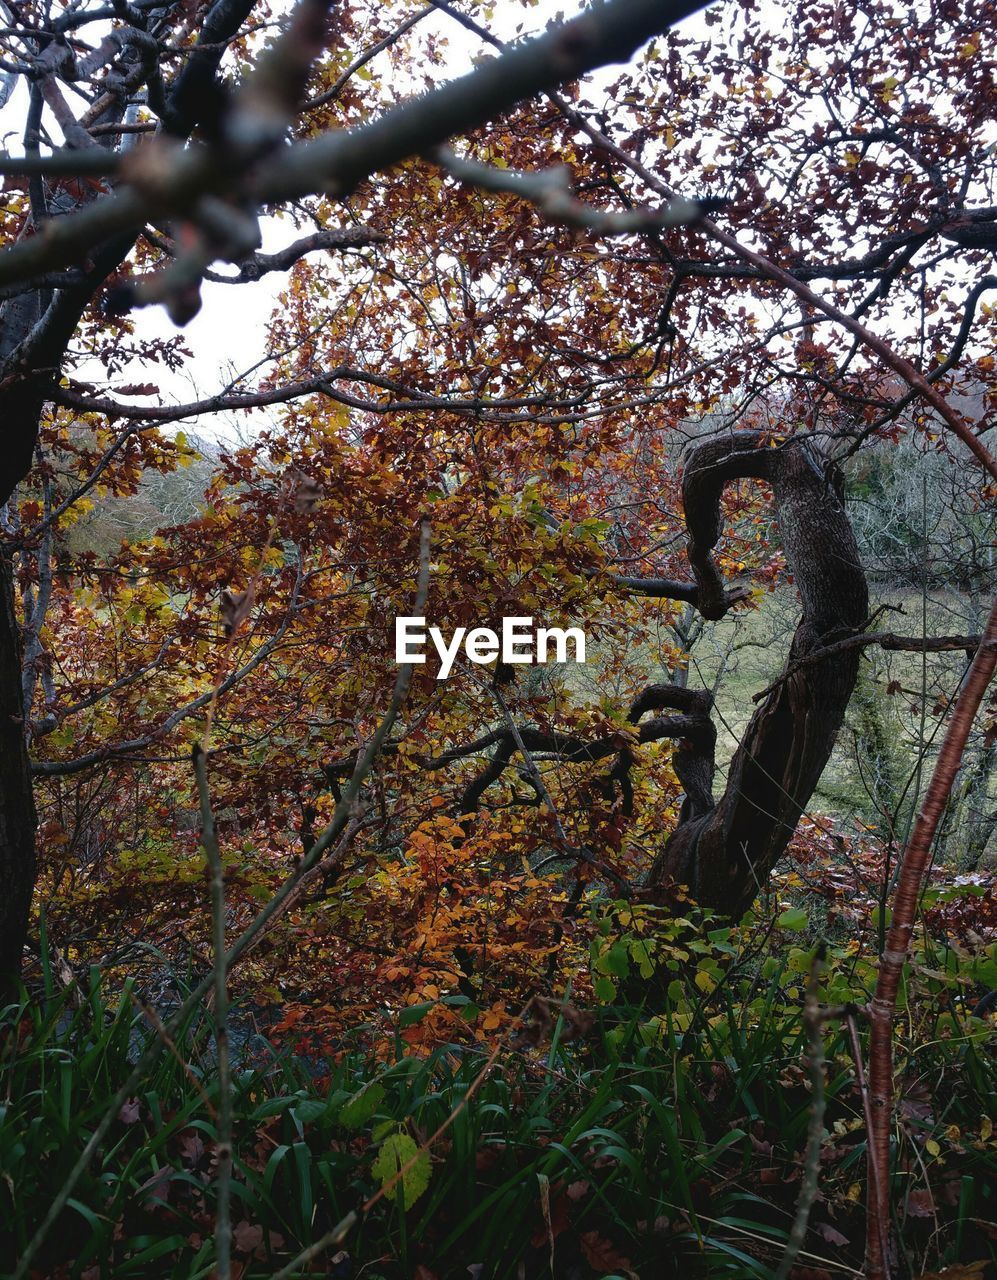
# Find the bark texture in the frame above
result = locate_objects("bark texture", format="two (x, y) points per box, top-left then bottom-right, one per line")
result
(651, 431), (870, 915)
(0, 551), (37, 989)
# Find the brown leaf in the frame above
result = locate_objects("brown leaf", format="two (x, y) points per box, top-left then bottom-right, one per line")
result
(220, 588), (252, 638)
(289, 468), (324, 514)
(232, 1220), (263, 1253)
(179, 1131), (206, 1166)
(475, 1146), (501, 1172)
(116, 383), (159, 396)
(138, 1163), (175, 1209)
(899, 1079), (934, 1126)
(118, 1097), (141, 1125)
(580, 1229), (634, 1275)
(535, 1171), (554, 1270)
(522, 997), (596, 1048)
(814, 1221), (849, 1246)
(906, 1188), (936, 1219)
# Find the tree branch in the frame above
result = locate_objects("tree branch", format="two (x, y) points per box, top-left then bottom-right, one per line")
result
(752, 631), (984, 703)
(0, 0), (709, 288)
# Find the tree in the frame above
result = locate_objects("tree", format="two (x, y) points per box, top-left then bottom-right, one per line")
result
(0, 0), (706, 983)
(1, 0), (994, 986)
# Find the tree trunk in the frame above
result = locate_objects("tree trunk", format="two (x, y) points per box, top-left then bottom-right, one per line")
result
(0, 548), (36, 990)
(651, 431), (870, 914)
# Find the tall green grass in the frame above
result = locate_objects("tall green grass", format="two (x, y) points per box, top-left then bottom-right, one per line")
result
(1, 955), (992, 1279)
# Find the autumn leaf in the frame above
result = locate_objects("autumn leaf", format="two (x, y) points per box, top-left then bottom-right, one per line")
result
(118, 1097), (141, 1125)
(371, 1132), (432, 1209)
(232, 1220), (263, 1253)
(906, 1188), (936, 1219)
(580, 1229), (634, 1276)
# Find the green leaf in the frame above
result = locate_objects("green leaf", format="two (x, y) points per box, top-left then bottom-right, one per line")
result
(289, 1099), (327, 1134)
(371, 1132), (431, 1208)
(600, 942), (630, 978)
(398, 1001), (434, 1027)
(338, 1081), (384, 1130)
(776, 907), (808, 931)
(594, 975), (617, 1002)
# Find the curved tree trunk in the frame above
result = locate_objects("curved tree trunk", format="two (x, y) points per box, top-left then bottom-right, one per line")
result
(651, 431), (870, 916)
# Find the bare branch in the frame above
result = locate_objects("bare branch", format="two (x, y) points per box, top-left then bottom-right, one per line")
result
(752, 631), (984, 703)
(0, 0), (708, 289)
(435, 147), (703, 236)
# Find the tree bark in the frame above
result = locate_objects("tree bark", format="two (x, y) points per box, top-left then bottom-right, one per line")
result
(651, 431), (870, 914)
(0, 549), (37, 990)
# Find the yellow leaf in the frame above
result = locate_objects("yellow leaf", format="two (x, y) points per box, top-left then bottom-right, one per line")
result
(878, 74), (898, 103)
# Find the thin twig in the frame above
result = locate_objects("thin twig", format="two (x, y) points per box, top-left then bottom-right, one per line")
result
(776, 945), (828, 1280)
(845, 1010), (888, 1272)
(193, 742), (232, 1279)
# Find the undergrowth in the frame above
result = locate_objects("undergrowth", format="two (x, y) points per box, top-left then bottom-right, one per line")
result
(1, 925), (994, 1280)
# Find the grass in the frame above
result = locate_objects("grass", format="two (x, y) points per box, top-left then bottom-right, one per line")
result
(2, 924), (993, 1280)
